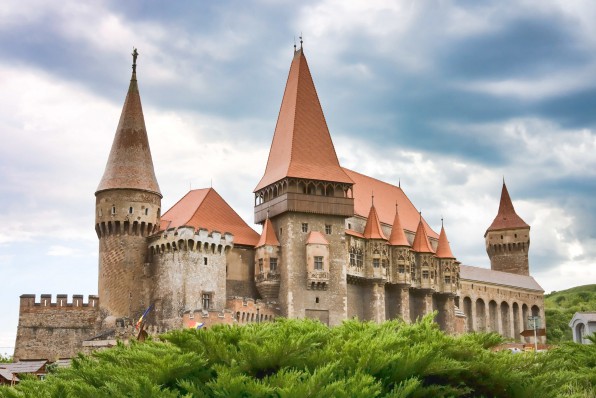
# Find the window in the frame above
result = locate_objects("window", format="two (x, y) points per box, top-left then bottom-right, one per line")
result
(398, 265), (405, 274)
(129, 207), (133, 214)
(325, 224), (332, 234)
(258, 258), (263, 273)
(444, 276), (451, 284)
(315, 297), (319, 303)
(270, 258), (278, 272)
(204, 257), (208, 265)
(145, 208), (149, 215)
(373, 258), (380, 268)
(202, 293), (212, 310)
(98, 209), (103, 217)
(302, 223), (308, 232)
(422, 270), (429, 279)
(349, 250), (356, 266)
(314, 256), (323, 270)
(356, 250), (363, 267)
(279, 228), (283, 236)
(111, 206), (116, 215)
(348, 223), (352, 230)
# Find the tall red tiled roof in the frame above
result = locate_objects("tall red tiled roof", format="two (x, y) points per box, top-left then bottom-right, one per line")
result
(254, 48), (353, 191)
(486, 182), (529, 235)
(435, 224), (455, 259)
(256, 218), (280, 248)
(343, 168), (438, 239)
(412, 218), (434, 253)
(306, 231), (329, 245)
(160, 188), (259, 246)
(388, 206), (410, 246)
(96, 68), (161, 196)
(363, 203), (387, 240)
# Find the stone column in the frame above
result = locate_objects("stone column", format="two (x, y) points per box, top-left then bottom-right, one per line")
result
(442, 296), (455, 334)
(508, 305), (515, 339)
(397, 286), (410, 323)
(423, 293), (433, 315)
(496, 303), (503, 335)
(470, 298), (477, 332)
(370, 283), (386, 323)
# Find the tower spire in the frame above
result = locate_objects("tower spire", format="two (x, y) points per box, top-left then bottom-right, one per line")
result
(436, 220), (455, 258)
(485, 180), (528, 234)
(388, 203), (409, 246)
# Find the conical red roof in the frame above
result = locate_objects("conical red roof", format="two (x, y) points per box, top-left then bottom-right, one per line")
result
(412, 218), (434, 253)
(388, 206), (409, 246)
(486, 182), (529, 235)
(254, 48), (353, 191)
(435, 224), (455, 259)
(96, 67), (161, 196)
(256, 218), (280, 248)
(363, 202), (387, 240)
(306, 231), (329, 245)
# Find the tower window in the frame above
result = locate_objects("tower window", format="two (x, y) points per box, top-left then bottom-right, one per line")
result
(98, 209), (103, 217)
(373, 258), (380, 268)
(129, 207), (133, 214)
(202, 293), (212, 310)
(348, 223), (352, 230)
(398, 265), (405, 273)
(145, 208), (149, 216)
(422, 271), (429, 279)
(349, 250), (356, 266)
(314, 256), (323, 270)
(270, 258), (278, 272)
(258, 258), (263, 273)
(302, 223), (308, 232)
(445, 276), (451, 284)
(325, 224), (332, 234)
(204, 257), (208, 265)
(279, 228), (283, 236)
(315, 297), (319, 304)
(111, 206), (116, 215)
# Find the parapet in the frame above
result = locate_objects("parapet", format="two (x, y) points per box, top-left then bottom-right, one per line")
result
(20, 294), (99, 310)
(148, 226), (234, 256)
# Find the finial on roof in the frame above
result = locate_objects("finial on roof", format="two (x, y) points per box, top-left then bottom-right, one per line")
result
(398, 178), (401, 188)
(300, 33), (303, 49)
(503, 175), (505, 185)
(395, 201), (398, 213)
(266, 206), (270, 219)
(371, 191), (374, 206)
(441, 217), (444, 227)
(294, 36), (297, 51)
(419, 211), (422, 221)
(132, 47), (138, 73)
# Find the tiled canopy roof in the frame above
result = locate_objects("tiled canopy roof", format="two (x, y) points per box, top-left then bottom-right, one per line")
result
(388, 206), (410, 246)
(363, 203), (387, 240)
(343, 168), (438, 239)
(412, 219), (435, 253)
(256, 218), (280, 248)
(486, 182), (529, 235)
(96, 68), (161, 196)
(435, 224), (455, 259)
(460, 265), (543, 291)
(254, 48), (353, 191)
(306, 231), (329, 245)
(160, 188), (259, 246)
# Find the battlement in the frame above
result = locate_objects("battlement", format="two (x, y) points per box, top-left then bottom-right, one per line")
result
(19, 294), (99, 311)
(95, 220), (159, 239)
(149, 226), (233, 256)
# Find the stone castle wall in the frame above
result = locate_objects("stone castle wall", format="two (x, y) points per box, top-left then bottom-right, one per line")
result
(485, 228), (530, 275)
(14, 294), (99, 361)
(226, 245), (259, 298)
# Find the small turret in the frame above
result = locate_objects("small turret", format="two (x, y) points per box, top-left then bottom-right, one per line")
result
(95, 49), (162, 319)
(254, 218), (281, 300)
(485, 181), (530, 275)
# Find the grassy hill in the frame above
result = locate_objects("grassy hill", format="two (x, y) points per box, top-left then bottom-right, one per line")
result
(545, 284), (596, 342)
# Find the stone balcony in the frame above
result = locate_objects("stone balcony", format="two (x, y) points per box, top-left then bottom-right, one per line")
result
(307, 270), (329, 290)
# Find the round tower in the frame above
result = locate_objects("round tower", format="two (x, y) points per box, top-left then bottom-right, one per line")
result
(95, 49), (162, 319)
(484, 181), (530, 276)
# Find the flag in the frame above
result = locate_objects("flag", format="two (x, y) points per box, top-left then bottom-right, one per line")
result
(135, 304), (153, 330)
(188, 321), (204, 329)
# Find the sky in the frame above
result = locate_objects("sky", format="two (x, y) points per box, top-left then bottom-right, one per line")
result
(1, 0), (595, 356)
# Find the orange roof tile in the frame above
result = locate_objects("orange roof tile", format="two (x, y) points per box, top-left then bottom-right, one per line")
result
(388, 206), (410, 246)
(435, 224), (455, 258)
(254, 48), (353, 191)
(412, 218), (434, 253)
(363, 203), (387, 240)
(486, 182), (529, 235)
(306, 231), (329, 245)
(256, 218), (280, 247)
(345, 229), (365, 239)
(342, 168), (438, 239)
(160, 188), (259, 246)
(96, 67), (161, 196)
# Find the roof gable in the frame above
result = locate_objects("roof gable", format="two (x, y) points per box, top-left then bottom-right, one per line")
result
(160, 188), (259, 246)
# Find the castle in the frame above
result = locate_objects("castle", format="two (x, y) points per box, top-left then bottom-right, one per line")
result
(14, 46), (545, 361)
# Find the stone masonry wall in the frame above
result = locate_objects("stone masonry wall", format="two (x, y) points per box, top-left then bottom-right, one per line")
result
(14, 294), (99, 361)
(226, 246), (258, 298)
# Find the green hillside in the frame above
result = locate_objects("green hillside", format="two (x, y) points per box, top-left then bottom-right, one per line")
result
(545, 284), (596, 342)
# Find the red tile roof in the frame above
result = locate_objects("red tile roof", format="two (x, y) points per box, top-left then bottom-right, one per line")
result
(343, 168), (438, 239)
(160, 188), (259, 246)
(254, 49), (353, 191)
(96, 69), (161, 196)
(306, 231), (329, 245)
(256, 218), (280, 247)
(388, 206), (410, 246)
(435, 224), (455, 258)
(412, 218), (435, 253)
(345, 229), (365, 238)
(486, 182), (529, 235)
(363, 203), (387, 240)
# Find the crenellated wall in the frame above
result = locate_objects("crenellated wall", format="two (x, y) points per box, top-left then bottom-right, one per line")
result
(14, 294), (100, 361)
(148, 226), (233, 329)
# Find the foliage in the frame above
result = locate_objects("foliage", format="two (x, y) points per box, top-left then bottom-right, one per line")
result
(1, 315), (595, 397)
(0, 355), (11, 364)
(545, 284), (596, 342)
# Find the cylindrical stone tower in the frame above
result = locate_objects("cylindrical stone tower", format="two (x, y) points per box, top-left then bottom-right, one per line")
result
(95, 50), (162, 319)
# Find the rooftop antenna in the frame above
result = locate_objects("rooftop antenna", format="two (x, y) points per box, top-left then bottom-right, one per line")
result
(132, 47), (138, 73)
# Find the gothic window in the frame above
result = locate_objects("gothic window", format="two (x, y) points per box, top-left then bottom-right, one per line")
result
(349, 248), (356, 266)
(325, 224), (332, 234)
(422, 270), (429, 279)
(356, 250), (363, 267)
(314, 256), (323, 270)
(270, 258), (278, 272)
(444, 276), (451, 284)
(398, 265), (405, 274)
(202, 293), (212, 310)
(302, 223), (308, 233)
(373, 258), (380, 268)
(258, 258), (263, 273)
